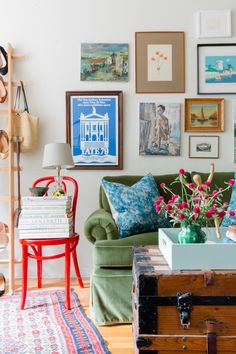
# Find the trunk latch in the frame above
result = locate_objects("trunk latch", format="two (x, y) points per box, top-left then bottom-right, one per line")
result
(177, 292), (193, 329)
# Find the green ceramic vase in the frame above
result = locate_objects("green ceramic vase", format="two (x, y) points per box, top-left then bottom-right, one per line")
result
(178, 224), (206, 244)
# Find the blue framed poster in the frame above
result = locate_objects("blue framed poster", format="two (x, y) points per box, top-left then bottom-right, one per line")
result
(66, 91), (123, 169)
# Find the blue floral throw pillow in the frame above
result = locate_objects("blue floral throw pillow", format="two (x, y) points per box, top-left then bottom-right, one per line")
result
(102, 173), (170, 238)
(222, 172), (236, 227)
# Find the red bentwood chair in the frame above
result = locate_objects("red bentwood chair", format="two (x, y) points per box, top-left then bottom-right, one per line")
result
(20, 176), (84, 310)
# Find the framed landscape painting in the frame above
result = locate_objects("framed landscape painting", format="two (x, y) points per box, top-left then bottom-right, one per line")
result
(66, 91), (123, 169)
(189, 135), (219, 159)
(135, 32), (185, 93)
(80, 43), (128, 81)
(198, 44), (236, 94)
(185, 98), (224, 132)
(139, 102), (181, 156)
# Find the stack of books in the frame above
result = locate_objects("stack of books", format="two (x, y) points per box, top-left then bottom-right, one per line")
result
(18, 196), (73, 239)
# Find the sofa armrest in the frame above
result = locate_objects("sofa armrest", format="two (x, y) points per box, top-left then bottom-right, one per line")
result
(84, 208), (119, 244)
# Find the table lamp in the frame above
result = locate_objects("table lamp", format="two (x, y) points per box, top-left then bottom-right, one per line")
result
(42, 143), (74, 195)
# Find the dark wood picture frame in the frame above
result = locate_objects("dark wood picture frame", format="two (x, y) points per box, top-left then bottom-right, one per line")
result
(135, 31), (185, 93)
(66, 91), (123, 170)
(198, 43), (236, 94)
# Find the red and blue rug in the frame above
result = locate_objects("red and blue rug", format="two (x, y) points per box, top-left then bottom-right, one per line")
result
(0, 289), (109, 353)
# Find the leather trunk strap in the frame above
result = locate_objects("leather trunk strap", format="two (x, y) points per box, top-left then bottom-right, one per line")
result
(207, 332), (216, 354)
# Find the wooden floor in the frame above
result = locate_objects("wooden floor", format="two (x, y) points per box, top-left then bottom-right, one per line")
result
(13, 278), (134, 354)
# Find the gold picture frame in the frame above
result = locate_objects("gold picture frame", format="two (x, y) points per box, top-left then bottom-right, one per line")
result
(185, 98), (224, 132)
(135, 31), (185, 93)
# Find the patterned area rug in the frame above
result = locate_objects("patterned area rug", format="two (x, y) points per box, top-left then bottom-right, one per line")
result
(0, 289), (109, 354)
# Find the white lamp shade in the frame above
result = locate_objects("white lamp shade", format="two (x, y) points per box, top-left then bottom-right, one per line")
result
(42, 143), (74, 169)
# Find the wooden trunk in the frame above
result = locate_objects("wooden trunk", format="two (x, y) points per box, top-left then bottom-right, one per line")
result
(132, 245), (236, 354)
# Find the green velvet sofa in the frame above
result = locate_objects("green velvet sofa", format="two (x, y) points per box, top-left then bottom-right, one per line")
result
(84, 171), (234, 325)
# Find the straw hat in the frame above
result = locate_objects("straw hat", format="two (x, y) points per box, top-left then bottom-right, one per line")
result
(0, 76), (7, 103)
(0, 130), (9, 159)
(0, 222), (8, 251)
(0, 273), (5, 296)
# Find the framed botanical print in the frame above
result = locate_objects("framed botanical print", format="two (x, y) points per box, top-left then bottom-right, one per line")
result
(66, 91), (123, 169)
(135, 32), (185, 93)
(189, 135), (219, 159)
(198, 43), (236, 94)
(185, 98), (224, 132)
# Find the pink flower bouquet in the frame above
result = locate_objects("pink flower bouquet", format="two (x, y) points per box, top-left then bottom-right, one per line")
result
(155, 169), (235, 234)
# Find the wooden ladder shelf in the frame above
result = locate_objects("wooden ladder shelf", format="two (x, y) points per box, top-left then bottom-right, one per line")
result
(0, 43), (25, 292)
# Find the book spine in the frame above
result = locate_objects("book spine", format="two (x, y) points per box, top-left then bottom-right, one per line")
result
(18, 227), (72, 233)
(20, 210), (72, 220)
(21, 205), (71, 210)
(19, 234), (73, 239)
(22, 196), (72, 202)
(21, 207), (71, 216)
(22, 202), (71, 206)
(18, 223), (72, 230)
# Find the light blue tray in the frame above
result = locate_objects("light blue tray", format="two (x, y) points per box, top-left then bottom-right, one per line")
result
(159, 227), (236, 270)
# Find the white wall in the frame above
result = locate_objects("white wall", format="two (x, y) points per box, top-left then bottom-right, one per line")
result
(0, 0), (235, 278)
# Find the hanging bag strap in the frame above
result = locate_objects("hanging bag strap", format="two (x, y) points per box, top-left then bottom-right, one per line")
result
(14, 82), (29, 113)
(14, 85), (21, 112)
(20, 81), (29, 113)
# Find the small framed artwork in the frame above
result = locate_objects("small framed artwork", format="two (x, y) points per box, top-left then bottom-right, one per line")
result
(198, 44), (236, 94)
(139, 102), (181, 156)
(80, 43), (128, 81)
(196, 10), (231, 38)
(135, 32), (185, 93)
(66, 91), (123, 169)
(189, 135), (219, 159)
(234, 102), (236, 163)
(185, 98), (224, 132)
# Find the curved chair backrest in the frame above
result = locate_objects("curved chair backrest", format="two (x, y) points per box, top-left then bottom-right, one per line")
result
(32, 176), (78, 231)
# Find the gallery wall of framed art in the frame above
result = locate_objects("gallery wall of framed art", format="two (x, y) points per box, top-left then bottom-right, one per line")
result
(66, 7), (236, 168)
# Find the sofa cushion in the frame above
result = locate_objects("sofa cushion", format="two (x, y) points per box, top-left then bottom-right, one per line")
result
(102, 173), (170, 238)
(94, 231), (158, 267)
(222, 173), (236, 227)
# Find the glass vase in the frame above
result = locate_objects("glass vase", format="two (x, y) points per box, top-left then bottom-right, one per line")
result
(178, 224), (206, 244)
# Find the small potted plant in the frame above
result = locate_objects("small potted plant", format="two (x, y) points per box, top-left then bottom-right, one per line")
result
(155, 167), (235, 244)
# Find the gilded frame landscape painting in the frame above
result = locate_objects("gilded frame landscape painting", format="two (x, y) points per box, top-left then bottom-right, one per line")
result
(80, 43), (128, 81)
(198, 44), (236, 94)
(66, 91), (123, 170)
(139, 102), (181, 156)
(185, 98), (224, 132)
